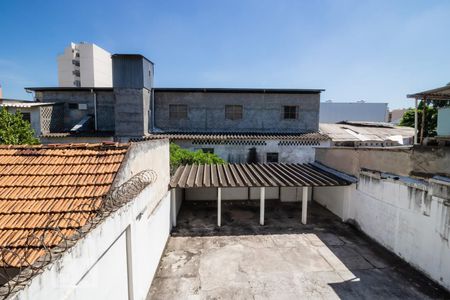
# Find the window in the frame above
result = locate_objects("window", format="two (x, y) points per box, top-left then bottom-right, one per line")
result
(283, 106), (298, 120)
(225, 105), (243, 120)
(68, 103), (78, 110)
(169, 104), (188, 119)
(21, 112), (31, 123)
(266, 152), (279, 163)
(202, 148), (214, 154)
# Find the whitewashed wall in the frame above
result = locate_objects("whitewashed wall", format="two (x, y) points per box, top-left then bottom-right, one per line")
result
(12, 187), (171, 300)
(12, 140), (172, 300)
(175, 140), (330, 164)
(185, 187), (311, 202)
(314, 175), (450, 291)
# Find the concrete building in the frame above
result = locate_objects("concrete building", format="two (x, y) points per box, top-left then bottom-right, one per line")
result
(57, 43), (112, 87)
(147, 88), (327, 163)
(389, 108), (408, 125)
(154, 88), (321, 133)
(28, 52), (328, 163)
(320, 101), (389, 123)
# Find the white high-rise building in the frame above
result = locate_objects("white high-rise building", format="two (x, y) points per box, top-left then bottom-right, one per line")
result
(57, 42), (112, 87)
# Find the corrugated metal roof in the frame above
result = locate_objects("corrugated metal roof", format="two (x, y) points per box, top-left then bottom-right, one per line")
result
(407, 84), (450, 100)
(135, 132), (329, 142)
(319, 123), (414, 142)
(0, 102), (57, 108)
(170, 163), (352, 188)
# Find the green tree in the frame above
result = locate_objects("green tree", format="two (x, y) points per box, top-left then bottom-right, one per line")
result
(399, 101), (439, 138)
(399, 100), (450, 137)
(0, 108), (39, 145)
(170, 143), (225, 173)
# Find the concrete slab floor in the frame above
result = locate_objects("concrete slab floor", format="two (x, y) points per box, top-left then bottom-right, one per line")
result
(148, 200), (450, 299)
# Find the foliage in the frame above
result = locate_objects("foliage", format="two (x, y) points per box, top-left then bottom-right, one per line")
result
(170, 143), (225, 173)
(399, 101), (439, 138)
(0, 108), (39, 145)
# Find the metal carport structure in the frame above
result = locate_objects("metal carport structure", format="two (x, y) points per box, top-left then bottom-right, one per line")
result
(170, 163), (353, 226)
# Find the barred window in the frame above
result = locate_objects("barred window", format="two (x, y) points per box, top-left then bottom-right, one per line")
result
(225, 105), (243, 120)
(266, 152), (279, 163)
(283, 106), (298, 120)
(169, 104), (188, 119)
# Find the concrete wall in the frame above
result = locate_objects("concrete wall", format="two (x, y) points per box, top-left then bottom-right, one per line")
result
(12, 140), (171, 300)
(314, 173), (450, 291)
(154, 91), (320, 133)
(114, 88), (150, 138)
(320, 102), (388, 123)
(437, 107), (450, 137)
(174, 140), (330, 164)
(314, 185), (353, 220)
(112, 56), (153, 90)
(35, 90), (115, 132)
(315, 146), (450, 177)
(39, 136), (114, 144)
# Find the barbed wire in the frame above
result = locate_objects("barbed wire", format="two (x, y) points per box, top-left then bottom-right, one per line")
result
(0, 170), (157, 299)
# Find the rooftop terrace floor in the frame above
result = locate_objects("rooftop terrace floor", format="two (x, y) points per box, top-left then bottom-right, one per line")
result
(148, 200), (450, 299)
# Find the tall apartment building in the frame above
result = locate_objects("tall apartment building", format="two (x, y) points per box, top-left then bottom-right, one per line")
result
(57, 43), (113, 87)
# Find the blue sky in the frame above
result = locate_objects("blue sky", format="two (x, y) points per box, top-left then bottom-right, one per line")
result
(1, 0), (449, 109)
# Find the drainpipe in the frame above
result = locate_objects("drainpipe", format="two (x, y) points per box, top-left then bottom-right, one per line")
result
(91, 89), (98, 131)
(151, 88), (155, 132)
(414, 98), (418, 144)
(150, 62), (155, 133)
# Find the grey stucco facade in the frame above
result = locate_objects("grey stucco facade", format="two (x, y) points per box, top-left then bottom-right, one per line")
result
(35, 89), (115, 132)
(154, 90), (320, 133)
(114, 88), (151, 137)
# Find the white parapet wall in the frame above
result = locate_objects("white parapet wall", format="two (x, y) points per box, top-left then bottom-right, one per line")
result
(314, 173), (450, 291)
(11, 140), (172, 300)
(12, 185), (171, 300)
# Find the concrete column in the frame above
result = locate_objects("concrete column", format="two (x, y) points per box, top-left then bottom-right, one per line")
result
(171, 189), (177, 228)
(260, 187), (265, 226)
(302, 187), (309, 224)
(217, 187), (222, 227)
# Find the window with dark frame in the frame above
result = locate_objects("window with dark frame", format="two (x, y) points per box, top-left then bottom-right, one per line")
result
(21, 112), (31, 123)
(225, 105), (243, 120)
(169, 104), (188, 120)
(283, 106), (298, 120)
(201, 148), (214, 154)
(68, 103), (78, 110)
(266, 152), (279, 163)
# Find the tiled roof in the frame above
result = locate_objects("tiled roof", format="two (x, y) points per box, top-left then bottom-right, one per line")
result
(0, 143), (129, 267)
(134, 132), (329, 142)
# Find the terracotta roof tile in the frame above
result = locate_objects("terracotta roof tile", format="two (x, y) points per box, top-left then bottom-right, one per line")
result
(0, 143), (129, 267)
